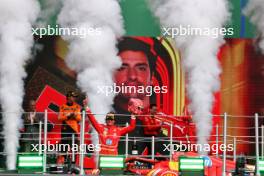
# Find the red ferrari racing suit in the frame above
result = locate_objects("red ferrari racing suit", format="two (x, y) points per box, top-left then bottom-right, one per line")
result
(139, 115), (162, 136)
(87, 110), (136, 155)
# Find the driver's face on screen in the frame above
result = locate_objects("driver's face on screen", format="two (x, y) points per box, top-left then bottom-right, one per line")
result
(114, 50), (151, 99)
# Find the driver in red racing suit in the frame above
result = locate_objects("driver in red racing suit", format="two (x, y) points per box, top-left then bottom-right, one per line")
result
(87, 110), (136, 155)
(85, 98), (143, 155)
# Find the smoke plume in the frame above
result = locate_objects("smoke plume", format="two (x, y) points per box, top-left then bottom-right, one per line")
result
(150, 0), (230, 154)
(58, 1), (124, 164)
(244, 0), (264, 53)
(0, 0), (40, 169)
(58, 0), (124, 123)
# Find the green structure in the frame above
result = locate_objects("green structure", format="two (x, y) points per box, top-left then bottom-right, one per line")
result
(37, 0), (256, 38)
(120, 0), (256, 37)
(99, 155), (125, 175)
(17, 154), (44, 174)
(179, 157), (204, 176)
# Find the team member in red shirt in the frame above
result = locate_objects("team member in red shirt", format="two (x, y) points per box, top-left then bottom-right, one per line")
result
(140, 104), (162, 137)
(138, 103), (163, 156)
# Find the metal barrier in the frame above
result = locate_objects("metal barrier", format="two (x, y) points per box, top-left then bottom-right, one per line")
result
(1, 111), (264, 175)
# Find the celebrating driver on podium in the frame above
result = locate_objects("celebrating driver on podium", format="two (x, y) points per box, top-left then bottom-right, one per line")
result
(85, 98), (143, 155)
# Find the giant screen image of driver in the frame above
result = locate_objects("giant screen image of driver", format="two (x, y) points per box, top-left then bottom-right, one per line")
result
(113, 37), (166, 155)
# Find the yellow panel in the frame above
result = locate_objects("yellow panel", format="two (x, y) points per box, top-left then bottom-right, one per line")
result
(232, 40), (246, 67)
(169, 161), (179, 171)
(159, 37), (185, 116)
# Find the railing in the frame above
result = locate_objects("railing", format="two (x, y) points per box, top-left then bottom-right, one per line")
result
(1, 111), (264, 175)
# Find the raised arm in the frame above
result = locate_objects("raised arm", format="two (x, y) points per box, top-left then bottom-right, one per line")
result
(86, 108), (102, 133)
(120, 115), (136, 135)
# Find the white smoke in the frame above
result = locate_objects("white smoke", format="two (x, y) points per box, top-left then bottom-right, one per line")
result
(150, 0), (230, 154)
(58, 0), (124, 162)
(244, 0), (264, 53)
(0, 0), (40, 170)
(58, 0), (124, 123)
(36, 0), (63, 27)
